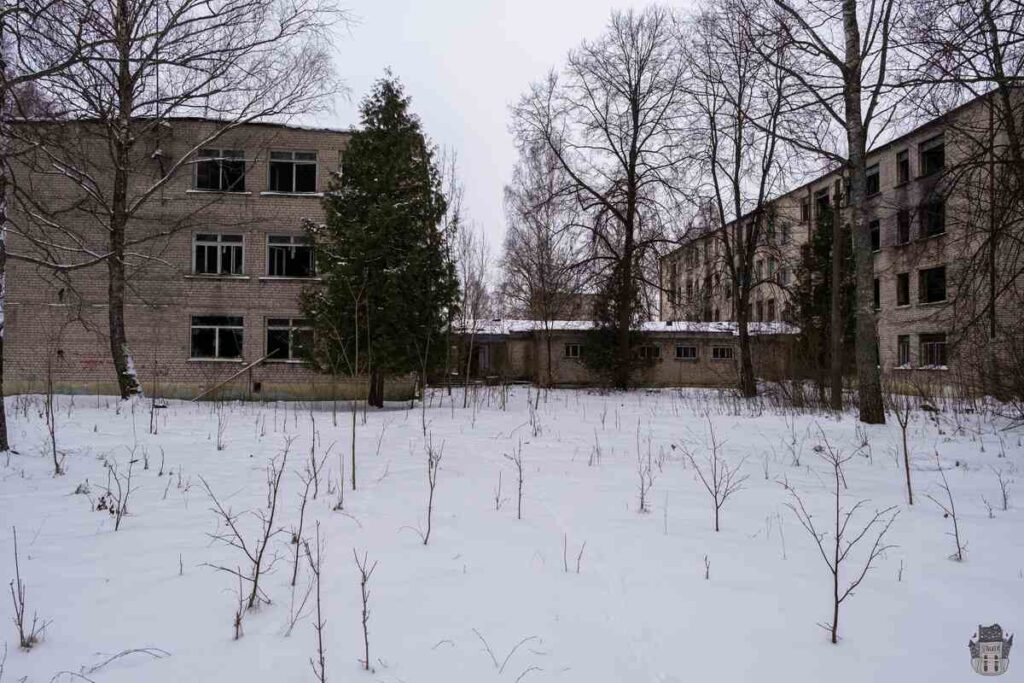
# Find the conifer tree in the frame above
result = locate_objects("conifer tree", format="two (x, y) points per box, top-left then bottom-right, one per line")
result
(302, 74), (459, 407)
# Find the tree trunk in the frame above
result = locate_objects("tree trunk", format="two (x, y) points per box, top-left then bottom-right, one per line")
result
(613, 252), (633, 391)
(544, 327), (553, 388)
(901, 426), (913, 505)
(843, 0), (885, 424)
(367, 368), (384, 408)
(829, 214), (844, 411)
(0, 194), (8, 452)
(737, 290), (756, 398)
(108, 0), (142, 400)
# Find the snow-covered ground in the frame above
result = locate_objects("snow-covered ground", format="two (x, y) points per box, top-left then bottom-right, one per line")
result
(0, 388), (1021, 682)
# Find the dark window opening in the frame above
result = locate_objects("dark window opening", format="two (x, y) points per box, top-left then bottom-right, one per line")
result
(814, 188), (831, 223)
(268, 235), (315, 277)
(896, 209), (911, 245)
(564, 343), (581, 359)
(268, 151), (318, 193)
(675, 345), (698, 360)
(195, 149), (245, 192)
(870, 220), (881, 252)
(800, 198), (810, 223)
(896, 150), (910, 185)
(920, 198), (946, 238)
(266, 318), (312, 361)
(191, 315), (243, 359)
(194, 234), (243, 275)
(918, 332), (947, 367)
(918, 266), (947, 303)
(637, 345), (662, 360)
(873, 278), (880, 310)
(920, 136), (945, 176)
(896, 272), (910, 306)
(712, 346), (735, 360)
(866, 164), (880, 196)
(766, 299), (776, 321)
(897, 335), (911, 367)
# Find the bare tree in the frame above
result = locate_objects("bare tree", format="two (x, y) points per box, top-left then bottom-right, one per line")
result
(307, 522), (326, 683)
(501, 141), (586, 386)
(749, 0), (903, 422)
(9, 0), (345, 398)
(681, 0), (794, 397)
(925, 452), (965, 561)
(353, 549), (378, 672)
(504, 440), (524, 521)
(885, 377), (915, 505)
(511, 7), (687, 388)
(9, 527), (48, 649)
(202, 441), (291, 611)
(457, 224), (492, 406)
(423, 436), (442, 545)
(683, 420), (749, 532)
(785, 436), (898, 643)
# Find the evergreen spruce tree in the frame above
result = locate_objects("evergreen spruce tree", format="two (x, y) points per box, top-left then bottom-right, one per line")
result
(302, 74), (459, 407)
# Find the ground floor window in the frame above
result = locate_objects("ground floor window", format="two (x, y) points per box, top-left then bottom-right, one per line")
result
(191, 316), (243, 359)
(675, 345), (698, 360)
(897, 335), (911, 367)
(918, 332), (948, 367)
(637, 344), (661, 360)
(712, 346), (735, 360)
(266, 318), (312, 361)
(564, 343), (581, 359)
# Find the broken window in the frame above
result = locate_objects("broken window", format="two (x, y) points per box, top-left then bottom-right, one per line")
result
(268, 235), (315, 277)
(918, 265), (947, 303)
(896, 209), (911, 245)
(866, 164), (880, 195)
(896, 335), (911, 367)
(918, 332), (948, 367)
(896, 272), (910, 306)
(712, 346), (735, 360)
(896, 150), (910, 184)
(675, 345), (698, 360)
(194, 234), (243, 275)
(195, 149), (245, 192)
(920, 135), (945, 176)
(920, 198), (946, 237)
(268, 151), (318, 193)
(191, 316), (244, 359)
(266, 318), (312, 361)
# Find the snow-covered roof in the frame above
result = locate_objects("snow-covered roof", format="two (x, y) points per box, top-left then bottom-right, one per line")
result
(459, 319), (799, 337)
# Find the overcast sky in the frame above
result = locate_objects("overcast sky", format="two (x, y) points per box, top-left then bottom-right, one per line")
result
(326, 0), (672, 257)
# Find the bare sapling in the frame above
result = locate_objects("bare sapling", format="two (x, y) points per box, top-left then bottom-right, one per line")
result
(494, 470), (505, 511)
(354, 549), (378, 671)
(683, 421), (748, 532)
(9, 528), (48, 649)
(424, 436), (443, 545)
(44, 363), (63, 475)
(99, 454), (137, 531)
(636, 424), (655, 514)
(886, 385), (915, 505)
(925, 453), (966, 561)
(704, 555), (710, 580)
(504, 440), (524, 520)
(292, 468), (314, 587)
(307, 523), (326, 682)
(785, 439), (898, 644)
(991, 466), (1013, 512)
(203, 441), (291, 610)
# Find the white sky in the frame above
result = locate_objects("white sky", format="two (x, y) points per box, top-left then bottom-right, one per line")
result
(327, 0), (669, 256)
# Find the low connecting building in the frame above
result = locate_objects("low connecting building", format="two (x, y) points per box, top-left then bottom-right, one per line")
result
(659, 93), (1023, 389)
(5, 119), (406, 399)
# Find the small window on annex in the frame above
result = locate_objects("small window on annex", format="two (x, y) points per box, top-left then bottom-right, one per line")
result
(564, 343), (581, 359)
(711, 346), (735, 360)
(675, 345), (698, 360)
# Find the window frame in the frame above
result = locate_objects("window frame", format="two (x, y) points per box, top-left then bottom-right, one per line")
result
(918, 332), (948, 368)
(896, 335), (911, 367)
(675, 345), (698, 361)
(637, 344), (662, 361)
(866, 164), (880, 196)
(192, 233), (244, 276)
(896, 149), (910, 185)
(918, 265), (947, 304)
(190, 315), (244, 360)
(267, 234), (317, 278)
(265, 317), (313, 362)
(896, 209), (911, 245)
(563, 343), (582, 359)
(267, 150), (319, 194)
(896, 272), (910, 307)
(919, 135), (945, 177)
(869, 219), (881, 252)
(919, 198), (946, 238)
(711, 346), (735, 361)
(193, 148), (246, 192)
